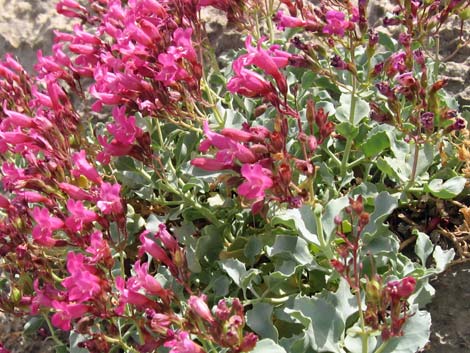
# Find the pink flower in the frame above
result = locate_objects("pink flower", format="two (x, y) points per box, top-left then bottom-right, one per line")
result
(97, 182), (123, 215)
(31, 207), (64, 247)
(191, 157), (231, 171)
(199, 120), (234, 152)
(62, 252), (102, 302)
(227, 61), (274, 98)
(132, 261), (169, 298)
(238, 163), (273, 200)
(58, 182), (93, 201)
(323, 10), (350, 37)
(115, 276), (156, 315)
(274, 11), (308, 30)
(155, 223), (179, 252)
(86, 231), (112, 265)
(164, 331), (205, 353)
(65, 199), (97, 232)
(72, 150), (102, 184)
(51, 300), (89, 331)
(107, 106), (142, 145)
(188, 294), (214, 323)
(139, 231), (174, 271)
(229, 36), (291, 95)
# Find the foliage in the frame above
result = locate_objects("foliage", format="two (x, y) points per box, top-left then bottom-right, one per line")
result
(0, 0), (469, 352)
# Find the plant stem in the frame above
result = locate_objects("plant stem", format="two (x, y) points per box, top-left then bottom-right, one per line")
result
(103, 335), (141, 353)
(313, 204), (334, 260)
(374, 340), (390, 353)
(340, 36), (358, 178)
(42, 314), (65, 347)
(352, 246), (368, 353)
(340, 80), (357, 179)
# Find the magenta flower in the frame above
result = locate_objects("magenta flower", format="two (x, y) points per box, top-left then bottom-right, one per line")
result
(65, 199), (97, 232)
(139, 231), (174, 271)
(51, 300), (89, 331)
(97, 182), (123, 215)
(323, 10), (351, 37)
(155, 223), (179, 252)
(238, 163), (273, 200)
(191, 157), (231, 171)
(72, 150), (102, 184)
(274, 11), (308, 30)
(132, 261), (168, 298)
(86, 231), (112, 265)
(106, 106), (142, 144)
(62, 252), (102, 302)
(31, 207), (64, 247)
(164, 331), (205, 353)
(227, 60), (274, 98)
(188, 294), (215, 323)
(115, 276), (156, 315)
(230, 36), (291, 95)
(199, 120), (234, 153)
(58, 182), (93, 201)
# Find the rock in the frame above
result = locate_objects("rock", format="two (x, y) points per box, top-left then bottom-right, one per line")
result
(0, 0), (72, 72)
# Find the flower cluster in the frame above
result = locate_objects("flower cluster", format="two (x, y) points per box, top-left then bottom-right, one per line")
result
(365, 275), (417, 340)
(191, 104), (334, 212)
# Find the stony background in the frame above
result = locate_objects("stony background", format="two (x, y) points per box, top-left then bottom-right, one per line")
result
(0, 1), (469, 352)
(0, 0), (468, 104)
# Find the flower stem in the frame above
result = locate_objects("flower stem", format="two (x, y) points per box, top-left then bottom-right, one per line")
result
(314, 204), (334, 259)
(340, 76), (357, 179)
(42, 314), (65, 347)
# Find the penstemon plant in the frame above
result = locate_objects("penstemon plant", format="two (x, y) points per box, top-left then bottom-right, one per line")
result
(0, 0), (468, 353)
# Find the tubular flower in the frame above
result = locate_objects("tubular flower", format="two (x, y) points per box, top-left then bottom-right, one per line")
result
(238, 163), (273, 200)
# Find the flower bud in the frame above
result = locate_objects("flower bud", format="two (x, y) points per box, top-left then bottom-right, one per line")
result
(188, 295), (214, 323)
(397, 276), (416, 298)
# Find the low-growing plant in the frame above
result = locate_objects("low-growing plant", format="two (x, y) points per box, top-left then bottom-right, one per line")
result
(0, 0), (469, 352)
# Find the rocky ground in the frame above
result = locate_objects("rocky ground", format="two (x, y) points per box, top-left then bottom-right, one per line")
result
(0, 1), (469, 352)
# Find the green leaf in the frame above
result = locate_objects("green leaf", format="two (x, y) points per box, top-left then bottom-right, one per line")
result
(247, 303), (279, 341)
(377, 310), (430, 353)
(433, 246), (455, 272)
(221, 258), (246, 287)
(362, 192), (398, 238)
(335, 94), (370, 125)
(274, 206), (318, 244)
(23, 316), (44, 336)
(344, 326), (377, 353)
(322, 278), (357, 322)
(414, 230), (433, 265)
(268, 235), (314, 265)
(378, 31), (397, 51)
(323, 196), (349, 243)
(287, 296), (344, 353)
(251, 339), (287, 353)
(196, 225), (224, 263)
(336, 122), (359, 139)
(424, 176), (466, 199)
(361, 131), (390, 158)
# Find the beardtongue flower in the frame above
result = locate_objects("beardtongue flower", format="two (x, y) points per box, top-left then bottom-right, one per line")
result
(65, 199), (97, 232)
(323, 10), (351, 37)
(238, 163), (273, 200)
(97, 182), (123, 215)
(188, 294), (215, 323)
(227, 61), (274, 98)
(62, 252), (102, 302)
(164, 331), (205, 353)
(51, 300), (89, 331)
(31, 207), (64, 247)
(72, 150), (102, 184)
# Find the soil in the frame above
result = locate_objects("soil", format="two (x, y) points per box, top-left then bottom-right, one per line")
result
(423, 262), (470, 353)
